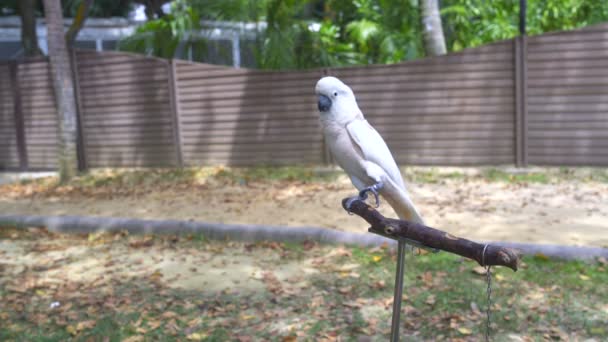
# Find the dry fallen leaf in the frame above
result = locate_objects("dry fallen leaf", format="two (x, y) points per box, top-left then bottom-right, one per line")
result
(457, 327), (472, 335)
(472, 266), (487, 275)
(123, 336), (145, 342)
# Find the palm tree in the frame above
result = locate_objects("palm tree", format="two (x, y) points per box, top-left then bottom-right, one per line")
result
(42, 0), (79, 182)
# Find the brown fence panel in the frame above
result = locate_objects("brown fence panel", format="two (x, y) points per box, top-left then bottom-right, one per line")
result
(527, 23), (608, 166)
(3, 25), (608, 170)
(75, 50), (177, 167)
(175, 61), (325, 166)
(0, 62), (21, 170)
(328, 40), (516, 165)
(17, 58), (59, 170)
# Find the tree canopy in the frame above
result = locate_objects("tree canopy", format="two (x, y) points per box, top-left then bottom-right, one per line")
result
(123, 0), (608, 69)
(5, 0), (608, 69)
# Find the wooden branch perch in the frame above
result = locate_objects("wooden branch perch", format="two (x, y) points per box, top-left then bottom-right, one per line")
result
(342, 198), (521, 271)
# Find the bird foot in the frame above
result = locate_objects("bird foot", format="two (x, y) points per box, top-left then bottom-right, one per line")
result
(344, 182), (384, 214)
(359, 182), (384, 208)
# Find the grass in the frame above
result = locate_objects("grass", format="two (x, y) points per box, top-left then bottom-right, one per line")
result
(1, 227), (606, 341)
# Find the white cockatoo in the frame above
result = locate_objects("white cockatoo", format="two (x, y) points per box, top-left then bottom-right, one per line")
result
(315, 76), (426, 226)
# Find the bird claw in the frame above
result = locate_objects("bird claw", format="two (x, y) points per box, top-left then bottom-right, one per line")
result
(343, 182), (384, 214)
(359, 182), (384, 208)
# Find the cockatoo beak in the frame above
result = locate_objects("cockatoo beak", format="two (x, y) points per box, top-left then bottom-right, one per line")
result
(317, 94), (332, 112)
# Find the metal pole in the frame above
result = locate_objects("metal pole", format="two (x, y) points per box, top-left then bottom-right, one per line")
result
(390, 240), (406, 342)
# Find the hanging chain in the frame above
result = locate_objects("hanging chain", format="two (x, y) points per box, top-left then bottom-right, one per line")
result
(485, 265), (493, 342)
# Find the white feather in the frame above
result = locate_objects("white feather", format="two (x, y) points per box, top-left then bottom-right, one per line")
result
(346, 120), (406, 191)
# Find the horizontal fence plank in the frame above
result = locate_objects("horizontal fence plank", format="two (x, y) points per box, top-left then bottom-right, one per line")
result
(528, 59), (608, 71)
(528, 77), (608, 87)
(528, 155), (608, 166)
(528, 49), (608, 61)
(528, 85), (608, 96)
(528, 137), (608, 146)
(84, 145), (176, 154)
(528, 94), (608, 105)
(529, 146), (608, 155)
(77, 65), (168, 82)
(81, 93), (170, 109)
(528, 68), (608, 79)
(528, 103), (608, 113)
(183, 157), (322, 167)
(78, 74), (169, 88)
(528, 130), (608, 139)
(81, 104), (171, 117)
(78, 59), (169, 74)
(178, 100), (315, 113)
(183, 150), (322, 159)
(180, 127), (320, 138)
(528, 121), (608, 130)
(527, 40), (608, 53)
(82, 116), (173, 128)
(394, 155), (514, 165)
(182, 135), (324, 145)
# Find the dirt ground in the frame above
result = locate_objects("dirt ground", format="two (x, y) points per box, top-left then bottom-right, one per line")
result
(1, 167), (607, 248)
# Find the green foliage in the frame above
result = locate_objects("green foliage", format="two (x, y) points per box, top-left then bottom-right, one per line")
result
(442, 0), (608, 51)
(191, 0), (269, 21)
(118, 0), (203, 58)
(254, 0), (425, 69)
(118, 0), (608, 68)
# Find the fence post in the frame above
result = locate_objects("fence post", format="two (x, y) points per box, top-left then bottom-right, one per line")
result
(70, 49), (87, 171)
(168, 59), (184, 167)
(514, 36), (528, 167)
(10, 61), (28, 171)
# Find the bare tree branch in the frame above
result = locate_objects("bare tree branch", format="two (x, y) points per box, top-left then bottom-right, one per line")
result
(65, 0), (94, 46)
(342, 198), (521, 271)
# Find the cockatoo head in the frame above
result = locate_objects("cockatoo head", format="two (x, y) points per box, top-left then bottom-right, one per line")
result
(315, 76), (362, 122)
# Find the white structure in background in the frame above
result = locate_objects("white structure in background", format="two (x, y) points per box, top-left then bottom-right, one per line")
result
(0, 15), (264, 67)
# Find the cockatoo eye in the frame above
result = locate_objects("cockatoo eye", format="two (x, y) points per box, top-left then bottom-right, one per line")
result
(333, 91), (338, 97)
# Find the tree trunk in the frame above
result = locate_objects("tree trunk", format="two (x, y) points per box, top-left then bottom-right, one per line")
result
(17, 0), (43, 56)
(42, 0), (79, 182)
(420, 0), (447, 56)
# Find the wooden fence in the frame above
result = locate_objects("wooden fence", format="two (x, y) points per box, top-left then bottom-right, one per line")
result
(1, 22), (608, 171)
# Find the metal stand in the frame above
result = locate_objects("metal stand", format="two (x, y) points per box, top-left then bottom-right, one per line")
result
(390, 240), (407, 342)
(368, 228), (410, 342)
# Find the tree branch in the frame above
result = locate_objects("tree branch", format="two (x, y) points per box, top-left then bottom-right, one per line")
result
(342, 198), (521, 271)
(65, 0), (94, 46)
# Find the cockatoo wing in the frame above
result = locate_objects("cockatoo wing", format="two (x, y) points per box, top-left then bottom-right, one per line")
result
(346, 120), (425, 224)
(346, 120), (405, 190)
